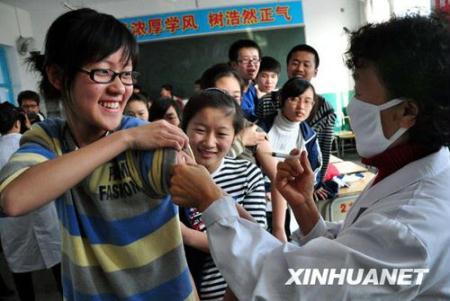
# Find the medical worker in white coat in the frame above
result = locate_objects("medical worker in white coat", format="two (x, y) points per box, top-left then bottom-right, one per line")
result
(170, 12), (450, 300)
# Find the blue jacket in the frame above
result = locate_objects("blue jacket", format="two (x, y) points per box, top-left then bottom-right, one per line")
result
(241, 84), (258, 122)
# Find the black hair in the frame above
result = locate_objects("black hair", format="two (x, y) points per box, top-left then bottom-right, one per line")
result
(286, 44), (320, 68)
(0, 102), (27, 135)
(17, 90), (40, 106)
(161, 84), (173, 92)
(199, 63), (244, 93)
(228, 39), (261, 62)
(345, 12), (450, 149)
(279, 77), (316, 107)
(258, 56), (281, 75)
(27, 8), (138, 102)
(139, 91), (151, 103)
(128, 93), (148, 104)
(181, 89), (244, 134)
(148, 97), (181, 122)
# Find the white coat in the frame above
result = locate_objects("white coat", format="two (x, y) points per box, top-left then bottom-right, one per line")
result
(202, 147), (450, 300)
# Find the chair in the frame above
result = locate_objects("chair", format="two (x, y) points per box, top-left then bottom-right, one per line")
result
(333, 108), (356, 157)
(334, 130), (356, 157)
(341, 107), (352, 131)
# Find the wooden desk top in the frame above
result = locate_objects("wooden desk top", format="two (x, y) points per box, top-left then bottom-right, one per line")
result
(329, 155), (344, 163)
(338, 171), (375, 197)
(335, 131), (355, 139)
(334, 161), (367, 175)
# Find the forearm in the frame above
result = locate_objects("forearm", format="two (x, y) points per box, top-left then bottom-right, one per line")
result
(180, 223), (210, 253)
(255, 140), (277, 181)
(235, 204), (256, 222)
(271, 188), (287, 233)
(0, 130), (131, 216)
(204, 197), (283, 301)
(290, 199), (320, 236)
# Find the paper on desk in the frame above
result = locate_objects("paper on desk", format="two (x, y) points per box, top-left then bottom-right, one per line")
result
(333, 172), (365, 188)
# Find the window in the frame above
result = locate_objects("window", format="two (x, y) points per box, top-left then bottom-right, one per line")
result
(0, 47), (14, 104)
(363, 0), (431, 24)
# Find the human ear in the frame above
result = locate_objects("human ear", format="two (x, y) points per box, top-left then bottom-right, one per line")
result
(14, 119), (22, 131)
(400, 101), (419, 129)
(46, 65), (63, 91)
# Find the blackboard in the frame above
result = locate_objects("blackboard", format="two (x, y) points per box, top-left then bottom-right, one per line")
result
(136, 26), (305, 100)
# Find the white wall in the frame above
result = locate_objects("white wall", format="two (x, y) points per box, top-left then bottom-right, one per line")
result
(98, 0), (360, 99)
(0, 0), (361, 114)
(0, 3), (33, 46)
(303, 0), (361, 120)
(0, 2), (40, 106)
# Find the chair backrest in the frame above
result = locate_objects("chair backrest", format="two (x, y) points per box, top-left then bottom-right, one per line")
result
(341, 107), (352, 131)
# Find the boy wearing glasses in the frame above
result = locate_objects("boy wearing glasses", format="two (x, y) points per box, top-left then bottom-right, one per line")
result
(17, 90), (46, 124)
(229, 39), (262, 122)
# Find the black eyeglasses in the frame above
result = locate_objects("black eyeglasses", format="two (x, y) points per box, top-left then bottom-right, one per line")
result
(78, 68), (139, 86)
(237, 57), (261, 65)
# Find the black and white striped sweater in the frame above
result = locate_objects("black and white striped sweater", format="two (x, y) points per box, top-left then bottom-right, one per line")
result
(183, 157), (267, 301)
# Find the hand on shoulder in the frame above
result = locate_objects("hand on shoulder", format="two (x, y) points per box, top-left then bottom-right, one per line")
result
(125, 119), (189, 151)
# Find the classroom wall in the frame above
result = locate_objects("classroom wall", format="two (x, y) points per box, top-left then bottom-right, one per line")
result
(303, 0), (362, 129)
(0, 0), (361, 124)
(138, 27), (306, 100)
(0, 2), (40, 107)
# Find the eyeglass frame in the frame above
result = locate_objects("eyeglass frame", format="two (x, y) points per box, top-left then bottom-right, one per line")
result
(286, 96), (315, 107)
(21, 103), (39, 109)
(78, 68), (139, 86)
(236, 57), (261, 65)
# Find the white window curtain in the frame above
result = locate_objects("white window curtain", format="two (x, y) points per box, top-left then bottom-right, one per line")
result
(362, 0), (431, 24)
(362, 0), (393, 24)
(391, 0), (431, 16)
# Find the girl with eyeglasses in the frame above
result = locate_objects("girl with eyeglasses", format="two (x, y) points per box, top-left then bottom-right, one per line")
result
(0, 8), (195, 301)
(258, 77), (322, 240)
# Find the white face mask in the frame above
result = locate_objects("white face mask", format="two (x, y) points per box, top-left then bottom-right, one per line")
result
(347, 97), (407, 158)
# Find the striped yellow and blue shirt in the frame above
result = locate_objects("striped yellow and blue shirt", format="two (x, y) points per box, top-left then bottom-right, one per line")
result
(0, 117), (194, 301)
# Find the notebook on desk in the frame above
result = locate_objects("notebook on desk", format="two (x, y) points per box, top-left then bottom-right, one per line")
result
(334, 161), (367, 175)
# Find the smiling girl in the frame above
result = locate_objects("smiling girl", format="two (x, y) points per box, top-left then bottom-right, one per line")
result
(199, 63), (292, 241)
(0, 8), (194, 301)
(179, 89), (266, 300)
(258, 77), (322, 239)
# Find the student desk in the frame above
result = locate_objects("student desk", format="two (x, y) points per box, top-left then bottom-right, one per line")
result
(333, 160), (367, 175)
(329, 154), (343, 164)
(317, 161), (375, 222)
